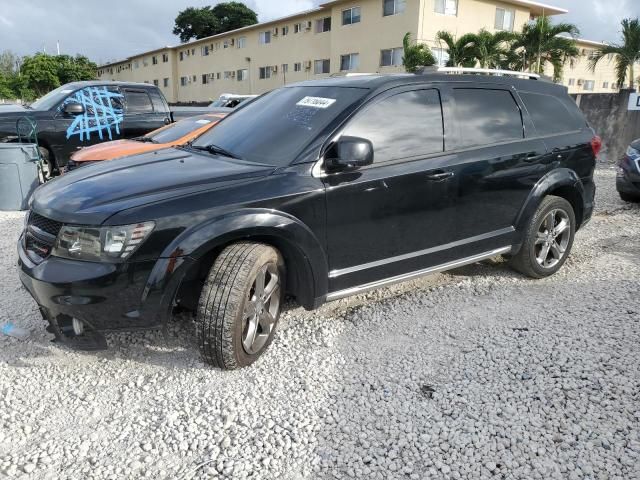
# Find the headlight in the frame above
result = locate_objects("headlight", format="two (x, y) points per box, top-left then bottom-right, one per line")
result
(52, 222), (155, 262)
(626, 145), (640, 159)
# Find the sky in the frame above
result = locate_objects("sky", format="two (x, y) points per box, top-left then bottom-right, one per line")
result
(0, 0), (637, 64)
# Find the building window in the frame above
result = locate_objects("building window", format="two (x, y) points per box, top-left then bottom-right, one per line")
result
(434, 0), (457, 15)
(237, 36), (247, 48)
(259, 66), (271, 79)
(282, 26), (289, 36)
(282, 63), (289, 73)
(152, 56), (158, 65)
(583, 80), (595, 91)
(163, 78), (169, 87)
(134, 60), (139, 68)
(495, 7), (515, 31)
(433, 47), (450, 67)
(603, 81), (609, 89)
(216, 72), (221, 80)
(180, 76), (188, 87)
(383, 0), (406, 16)
(224, 71), (233, 79)
(380, 47), (403, 66)
(314, 59), (330, 74)
(202, 74), (209, 84)
(153, 79), (159, 86)
(315, 17), (331, 33)
(202, 45), (210, 56)
(191, 48), (195, 55)
(568, 78), (575, 86)
(259, 31), (271, 44)
(294, 62), (302, 72)
(162, 53), (169, 63)
(179, 52), (184, 61)
(340, 53), (360, 71)
(224, 39), (231, 48)
(294, 22), (302, 33)
(342, 7), (361, 25)
(237, 69), (248, 81)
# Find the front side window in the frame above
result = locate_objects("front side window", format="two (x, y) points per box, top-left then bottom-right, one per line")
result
(519, 91), (584, 136)
(380, 47), (403, 67)
(340, 53), (360, 71)
(451, 88), (523, 149)
(434, 0), (458, 15)
(342, 89), (444, 163)
(495, 7), (515, 31)
(316, 17), (331, 33)
(342, 7), (361, 25)
(383, 0), (406, 16)
(124, 90), (153, 113)
(314, 59), (330, 74)
(192, 86), (368, 166)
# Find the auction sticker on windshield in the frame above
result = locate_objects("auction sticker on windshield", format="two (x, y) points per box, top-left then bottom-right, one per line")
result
(296, 96), (337, 109)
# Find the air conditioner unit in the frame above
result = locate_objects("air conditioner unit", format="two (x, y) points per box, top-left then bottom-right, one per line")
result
(272, 65), (278, 73)
(304, 60), (312, 70)
(305, 21), (312, 30)
(272, 27), (278, 36)
(577, 79), (584, 85)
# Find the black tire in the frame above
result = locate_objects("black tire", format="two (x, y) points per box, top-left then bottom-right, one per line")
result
(619, 191), (640, 203)
(196, 242), (285, 369)
(510, 195), (576, 279)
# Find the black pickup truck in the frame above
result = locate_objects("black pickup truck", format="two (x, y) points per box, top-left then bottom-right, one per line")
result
(0, 81), (171, 179)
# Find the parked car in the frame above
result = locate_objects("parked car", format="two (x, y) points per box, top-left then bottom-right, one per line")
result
(65, 113), (226, 172)
(18, 72), (599, 369)
(616, 138), (640, 202)
(171, 94), (258, 121)
(0, 81), (171, 179)
(209, 93), (257, 108)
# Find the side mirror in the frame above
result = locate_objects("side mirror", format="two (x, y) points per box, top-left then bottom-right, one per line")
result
(325, 136), (373, 171)
(64, 102), (85, 116)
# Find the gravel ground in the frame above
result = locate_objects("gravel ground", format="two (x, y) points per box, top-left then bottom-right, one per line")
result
(0, 165), (639, 480)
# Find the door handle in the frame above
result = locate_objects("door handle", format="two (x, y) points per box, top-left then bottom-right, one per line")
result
(425, 170), (454, 181)
(523, 153), (541, 163)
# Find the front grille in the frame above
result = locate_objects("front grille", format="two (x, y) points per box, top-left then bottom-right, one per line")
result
(24, 212), (61, 264)
(29, 212), (62, 237)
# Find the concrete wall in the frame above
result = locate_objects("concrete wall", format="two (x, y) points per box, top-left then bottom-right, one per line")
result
(574, 89), (640, 162)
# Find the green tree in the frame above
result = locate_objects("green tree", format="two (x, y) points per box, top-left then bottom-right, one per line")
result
(467, 29), (516, 68)
(513, 16), (579, 81)
(56, 55), (98, 84)
(589, 18), (640, 90)
(173, 2), (258, 43)
(402, 33), (436, 73)
(0, 73), (14, 99)
(435, 31), (477, 67)
(20, 53), (60, 97)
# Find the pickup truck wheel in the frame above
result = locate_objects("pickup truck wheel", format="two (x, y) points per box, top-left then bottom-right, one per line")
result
(196, 242), (284, 369)
(510, 195), (575, 279)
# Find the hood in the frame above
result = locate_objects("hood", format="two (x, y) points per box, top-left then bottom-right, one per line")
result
(31, 147), (275, 225)
(0, 104), (28, 113)
(71, 139), (160, 162)
(630, 138), (640, 152)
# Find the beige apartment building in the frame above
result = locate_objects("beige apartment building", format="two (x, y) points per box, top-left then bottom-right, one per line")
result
(98, 0), (624, 103)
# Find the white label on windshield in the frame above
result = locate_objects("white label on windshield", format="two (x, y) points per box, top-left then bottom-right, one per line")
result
(195, 119), (211, 124)
(296, 96), (336, 109)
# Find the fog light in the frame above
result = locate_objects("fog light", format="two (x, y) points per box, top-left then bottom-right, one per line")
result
(72, 318), (84, 336)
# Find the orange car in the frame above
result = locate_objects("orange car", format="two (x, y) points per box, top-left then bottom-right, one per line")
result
(65, 113), (226, 171)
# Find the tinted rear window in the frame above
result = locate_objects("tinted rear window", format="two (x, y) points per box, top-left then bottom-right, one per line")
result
(519, 91), (584, 136)
(452, 89), (523, 149)
(124, 90), (153, 113)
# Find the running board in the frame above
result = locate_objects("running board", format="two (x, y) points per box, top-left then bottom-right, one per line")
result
(325, 246), (511, 302)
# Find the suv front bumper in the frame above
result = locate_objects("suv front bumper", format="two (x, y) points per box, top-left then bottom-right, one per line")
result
(18, 235), (193, 347)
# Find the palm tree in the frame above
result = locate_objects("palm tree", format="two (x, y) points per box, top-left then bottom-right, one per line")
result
(467, 29), (517, 69)
(512, 16), (579, 81)
(435, 31), (477, 67)
(589, 18), (640, 90)
(402, 33), (436, 73)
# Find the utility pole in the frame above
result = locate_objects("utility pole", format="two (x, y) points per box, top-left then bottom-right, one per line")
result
(56, 41), (60, 55)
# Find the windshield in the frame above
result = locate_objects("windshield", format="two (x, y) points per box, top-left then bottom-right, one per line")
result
(30, 84), (77, 110)
(145, 114), (223, 144)
(193, 86), (367, 166)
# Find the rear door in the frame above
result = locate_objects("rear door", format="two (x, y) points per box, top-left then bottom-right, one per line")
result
(122, 88), (169, 138)
(442, 85), (549, 253)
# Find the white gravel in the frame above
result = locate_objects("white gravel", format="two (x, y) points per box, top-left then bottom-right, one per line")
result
(1, 165), (639, 479)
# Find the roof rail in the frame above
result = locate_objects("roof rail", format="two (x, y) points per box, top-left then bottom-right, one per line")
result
(437, 67), (540, 80)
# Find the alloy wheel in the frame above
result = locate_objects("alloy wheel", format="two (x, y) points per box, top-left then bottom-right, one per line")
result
(241, 263), (281, 355)
(534, 209), (571, 269)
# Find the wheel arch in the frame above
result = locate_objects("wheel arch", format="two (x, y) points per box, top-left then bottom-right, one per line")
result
(165, 209), (328, 311)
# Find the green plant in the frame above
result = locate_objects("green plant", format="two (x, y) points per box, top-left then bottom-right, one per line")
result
(173, 2), (258, 43)
(402, 33), (436, 73)
(589, 18), (640, 90)
(435, 31), (477, 67)
(467, 29), (516, 69)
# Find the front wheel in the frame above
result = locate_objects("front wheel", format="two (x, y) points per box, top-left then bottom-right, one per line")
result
(196, 242), (284, 369)
(510, 195), (576, 278)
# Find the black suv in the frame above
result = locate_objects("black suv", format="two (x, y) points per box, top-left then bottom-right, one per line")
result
(18, 73), (598, 369)
(0, 81), (171, 178)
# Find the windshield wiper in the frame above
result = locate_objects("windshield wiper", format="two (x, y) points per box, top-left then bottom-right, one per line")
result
(192, 144), (241, 160)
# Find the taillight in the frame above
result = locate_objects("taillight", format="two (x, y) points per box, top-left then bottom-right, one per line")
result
(590, 136), (602, 158)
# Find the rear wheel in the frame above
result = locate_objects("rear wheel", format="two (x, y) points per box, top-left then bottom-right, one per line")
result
(510, 195), (575, 278)
(195, 242), (284, 369)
